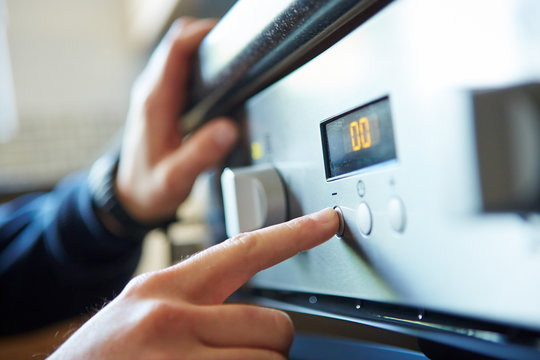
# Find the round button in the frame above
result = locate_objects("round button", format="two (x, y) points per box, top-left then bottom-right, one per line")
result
(356, 202), (373, 235)
(388, 197), (407, 233)
(333, 206), (345, 238)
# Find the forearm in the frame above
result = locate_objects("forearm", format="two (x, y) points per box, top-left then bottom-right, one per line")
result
(0, 174), (142, 336)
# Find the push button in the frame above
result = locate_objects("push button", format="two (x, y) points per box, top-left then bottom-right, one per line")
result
(388, 197), (406, 233)
(356, 202), (373, 236)
(333, 206), (345, 238)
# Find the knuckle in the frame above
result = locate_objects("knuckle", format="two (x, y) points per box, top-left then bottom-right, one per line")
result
(135, 303), (170, 337)
(121, 272), (155, 298)
(285, 214), (320, 238)
(158, 162), (191, 197)
(237, 303), (261, 320)
(161, 167), (178, 192)
(139, 300), (194, 337)
(286, 215), (314, 231)
(121, 269), (171, 300)
(142, 93), (158, 121)
(148, 301), (184, 328)
(156, 168), (184, 200)
(226, 231), (259, 255)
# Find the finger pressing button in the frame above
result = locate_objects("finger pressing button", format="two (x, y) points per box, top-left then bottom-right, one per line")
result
(333, 206), (345, 238)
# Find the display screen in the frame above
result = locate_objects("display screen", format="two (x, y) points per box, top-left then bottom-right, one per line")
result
(321, 97), (396, 179)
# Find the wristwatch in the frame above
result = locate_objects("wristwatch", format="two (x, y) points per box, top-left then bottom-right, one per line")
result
(88, 151), (175, 239)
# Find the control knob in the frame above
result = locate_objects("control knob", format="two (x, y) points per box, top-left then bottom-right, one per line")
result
(221, 164), (287, 237)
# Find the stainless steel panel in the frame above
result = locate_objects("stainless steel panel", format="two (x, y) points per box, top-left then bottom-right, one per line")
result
(240, 0), (540, 330)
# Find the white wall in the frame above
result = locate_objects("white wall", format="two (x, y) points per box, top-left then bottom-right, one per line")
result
(0, 0), (237, 191)
(0, 0), (146, 190)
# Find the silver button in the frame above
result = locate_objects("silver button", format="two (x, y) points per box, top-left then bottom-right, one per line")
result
(388, 197), (406, 233)
(356, 202), (373, 236)
(333, 206), (345, 238)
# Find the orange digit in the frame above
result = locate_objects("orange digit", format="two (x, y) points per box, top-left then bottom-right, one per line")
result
(350, 121), (361, 151)
(359, 116), (372, 148)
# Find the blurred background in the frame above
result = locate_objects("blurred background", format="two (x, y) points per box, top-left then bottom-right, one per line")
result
(0, 0), (235, 197)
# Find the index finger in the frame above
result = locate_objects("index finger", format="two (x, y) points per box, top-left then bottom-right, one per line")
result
(173, 208), (339, 304)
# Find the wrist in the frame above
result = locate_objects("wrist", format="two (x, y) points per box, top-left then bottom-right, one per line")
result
(88, 151), (175, 240)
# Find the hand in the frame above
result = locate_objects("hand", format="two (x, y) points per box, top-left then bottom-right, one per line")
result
(116, 18), (239, 223)
(49, 208), (339, 359)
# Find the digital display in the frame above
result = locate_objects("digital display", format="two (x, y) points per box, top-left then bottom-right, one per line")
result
(321, 97), (397, 179)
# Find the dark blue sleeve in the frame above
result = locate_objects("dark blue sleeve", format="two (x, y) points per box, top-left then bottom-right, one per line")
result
(0, 173), (143, 336)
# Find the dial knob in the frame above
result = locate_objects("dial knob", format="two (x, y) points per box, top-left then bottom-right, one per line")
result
(221, 164), (287, 237)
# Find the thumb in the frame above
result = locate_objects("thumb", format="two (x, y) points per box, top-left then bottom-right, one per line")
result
(165, 117), (238, 192)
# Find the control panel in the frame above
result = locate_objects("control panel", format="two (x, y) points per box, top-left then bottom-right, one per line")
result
(215, 0), (540, 348)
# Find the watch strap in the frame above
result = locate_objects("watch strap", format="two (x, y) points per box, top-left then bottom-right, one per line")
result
(88, 151), (175, 239)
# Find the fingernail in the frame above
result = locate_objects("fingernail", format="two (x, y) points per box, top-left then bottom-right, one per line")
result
(214, 120), (238, 149)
